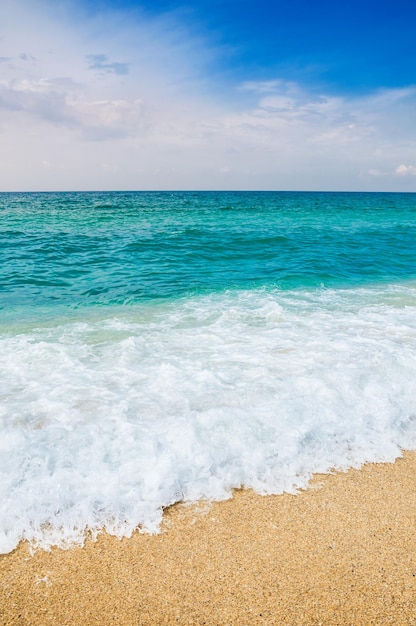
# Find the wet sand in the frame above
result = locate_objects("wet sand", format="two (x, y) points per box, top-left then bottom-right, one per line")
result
(1, 452), (416, 625)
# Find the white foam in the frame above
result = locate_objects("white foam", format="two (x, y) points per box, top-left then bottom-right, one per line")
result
(1, 284), (416, 553)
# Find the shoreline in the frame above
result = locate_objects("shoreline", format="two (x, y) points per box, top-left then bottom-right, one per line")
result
(2, 453), (416, 625)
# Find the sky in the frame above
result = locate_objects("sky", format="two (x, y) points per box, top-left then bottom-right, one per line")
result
(1, 0), (416, 191)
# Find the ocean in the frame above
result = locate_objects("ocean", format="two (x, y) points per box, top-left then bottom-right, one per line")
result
(1, 190), (416, 553)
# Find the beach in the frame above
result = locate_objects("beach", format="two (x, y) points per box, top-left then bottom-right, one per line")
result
(2, 191), (416, 623)
(2, 452), (416, 625)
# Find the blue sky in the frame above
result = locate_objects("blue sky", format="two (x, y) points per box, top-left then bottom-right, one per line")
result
(84, 0), (416, 91)
(1, 0), (416, 190)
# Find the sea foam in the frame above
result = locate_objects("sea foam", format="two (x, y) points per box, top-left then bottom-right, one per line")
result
(1, 285), (416, 553)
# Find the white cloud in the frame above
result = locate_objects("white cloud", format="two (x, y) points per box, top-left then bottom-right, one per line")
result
(395, 164), (416, 176)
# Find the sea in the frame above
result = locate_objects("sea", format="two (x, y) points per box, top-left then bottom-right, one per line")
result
(1, 190), (416, 554)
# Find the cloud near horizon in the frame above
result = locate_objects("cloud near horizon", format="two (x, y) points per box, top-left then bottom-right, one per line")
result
(0, 0), (415, 191)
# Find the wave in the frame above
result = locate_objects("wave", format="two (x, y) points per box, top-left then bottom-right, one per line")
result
(1, 284), (416, 553)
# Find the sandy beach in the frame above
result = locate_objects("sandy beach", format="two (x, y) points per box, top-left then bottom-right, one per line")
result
(1, 452), (416, 625)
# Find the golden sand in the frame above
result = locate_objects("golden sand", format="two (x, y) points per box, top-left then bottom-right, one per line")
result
(1, 453), (416, 625)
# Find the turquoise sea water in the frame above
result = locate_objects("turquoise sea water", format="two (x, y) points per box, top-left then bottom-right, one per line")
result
(2, 191), (416, 312)
(1, 191), (416, 552)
